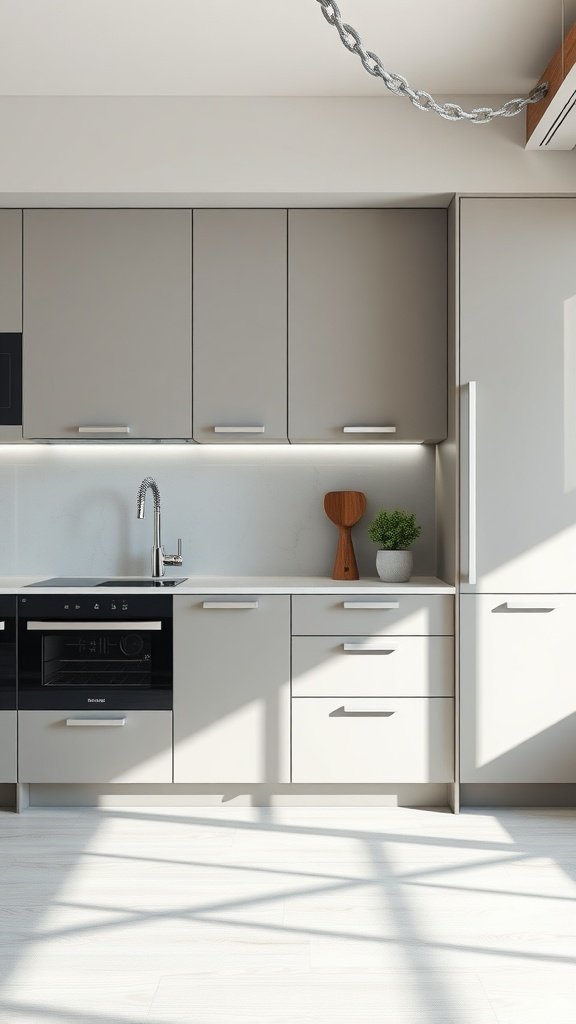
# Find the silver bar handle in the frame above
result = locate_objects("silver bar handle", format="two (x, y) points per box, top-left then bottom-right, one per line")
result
(202, 601), (259, 610)
(343, 642), (395, 653)
(466, 381), (477, 585)
(65, 717), (127, 727)
(343, 601), (399, 610)
(0, 621), (4, 631)
(214, 426), (265, 434)
(503, 602), (555, 612)
(27, 621), (162, 631)
(77, 426), (131, 434)
(343, 426), (396, 434)
(338, 705), (396, 716)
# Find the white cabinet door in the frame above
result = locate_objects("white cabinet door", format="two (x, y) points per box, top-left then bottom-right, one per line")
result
(288, 210), (447, 443)
(18, 711), (173, 783)
(0, 712), (16, 783)
(23, 210), (192, 440)
(193, 210), (287, 443)
(460, 595), (576, 783)
(292, 698), (454, 783)
(460, 198), (576, 591)
(173, 596), (290, 783)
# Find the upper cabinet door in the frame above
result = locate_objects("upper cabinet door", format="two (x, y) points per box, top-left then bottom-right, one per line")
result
(23, 210), (192, 440)
(460, 199), (576, 592)
(288, 210), (447, 443)
(0, 210), (22, 331)
(193, 210), (287, 443)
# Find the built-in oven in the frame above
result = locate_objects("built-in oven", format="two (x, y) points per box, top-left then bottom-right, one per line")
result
(0, 596), (17, 710)
(17, 594), (172, 710)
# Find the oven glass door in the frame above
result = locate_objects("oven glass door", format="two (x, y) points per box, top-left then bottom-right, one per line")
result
(18, 602), (172, 710)
(0, 597), (16, 710)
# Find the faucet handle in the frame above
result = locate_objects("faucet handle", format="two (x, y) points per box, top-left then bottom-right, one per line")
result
(163, 539), (183, 567)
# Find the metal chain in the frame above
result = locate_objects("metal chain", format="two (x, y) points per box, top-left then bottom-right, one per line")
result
(315, 0), (548, 123)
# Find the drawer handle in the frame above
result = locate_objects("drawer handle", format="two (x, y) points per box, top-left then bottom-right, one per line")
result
(77, 426), (131, 434)
(0, 621), (4, 630)
(214, 426), (265, 434)
(331, 705), (396, 717)
(499, 602), (555, 613)
(343, 642), (395, 653)
(343, 601), (399, 610)
(65, 717), (127, 727)
(202, 601), (259, 610)
(342, 426), (396, 434)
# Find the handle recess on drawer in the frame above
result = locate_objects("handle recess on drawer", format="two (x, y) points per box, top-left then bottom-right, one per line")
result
(77, 426), (131, 434)
(214, 426), (265, 434)
(342, 601), (400, 610)
(202, 601), (259, 610)
(343, 642), (395, 653)
(342, 426), (396, 434)
(65, 717), (127, 727)
(331, 705), (396, 717)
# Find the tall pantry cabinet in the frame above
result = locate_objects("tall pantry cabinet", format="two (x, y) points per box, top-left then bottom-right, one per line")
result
(459, 198), (576, 784)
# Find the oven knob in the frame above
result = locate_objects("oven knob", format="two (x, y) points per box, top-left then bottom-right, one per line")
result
(120, 633), (144, 657)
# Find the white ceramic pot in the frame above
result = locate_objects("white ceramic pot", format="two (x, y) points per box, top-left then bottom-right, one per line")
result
(376, 549), (413, 583)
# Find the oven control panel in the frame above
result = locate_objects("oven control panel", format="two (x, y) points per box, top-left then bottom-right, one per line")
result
(18, 595), (172, 619)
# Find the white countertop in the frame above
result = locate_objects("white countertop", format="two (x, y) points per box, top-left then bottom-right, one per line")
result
(0, 576), (455, 595)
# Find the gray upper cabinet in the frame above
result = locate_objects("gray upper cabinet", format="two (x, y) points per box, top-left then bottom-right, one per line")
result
(288, 209), (447, 443)
(0, 210), (22, 331)
(23, 210), (192, 440)
(193, 210), (288, 443)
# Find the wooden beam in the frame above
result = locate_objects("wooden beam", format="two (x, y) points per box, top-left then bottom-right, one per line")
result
(527, 20), (576, 142)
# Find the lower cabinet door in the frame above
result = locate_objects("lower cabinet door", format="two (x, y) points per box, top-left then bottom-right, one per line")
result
(461, 595), (576, 782)
(0, 712), (17, 782)
(173, 596), (291, 783)
(292, 698), (454, 783)
(18, 711), (173, 783)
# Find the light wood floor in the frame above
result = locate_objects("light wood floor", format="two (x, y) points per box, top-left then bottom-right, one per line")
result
(0, 805), (575, 1023)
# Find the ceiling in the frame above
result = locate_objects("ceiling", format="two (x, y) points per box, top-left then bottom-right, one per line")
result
(0, 0), (573, 98)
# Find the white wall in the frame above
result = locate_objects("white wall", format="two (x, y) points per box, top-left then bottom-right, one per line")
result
(0, 444), (436, 579)
(0, 96), (574, 202)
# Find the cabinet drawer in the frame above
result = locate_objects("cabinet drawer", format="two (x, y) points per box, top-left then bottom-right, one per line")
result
(18, 711), (172, 783)
(291, 595), (453, 636)
(292, 698), (454, 783)
(292, 636), (453, 697)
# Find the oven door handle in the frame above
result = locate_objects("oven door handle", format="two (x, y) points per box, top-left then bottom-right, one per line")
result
(26, 621), (163, 631)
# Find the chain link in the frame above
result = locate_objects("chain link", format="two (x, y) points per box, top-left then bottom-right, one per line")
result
(315, 0), (548, 123)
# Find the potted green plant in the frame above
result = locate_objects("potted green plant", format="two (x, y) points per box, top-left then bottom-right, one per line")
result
(367, 508), (421, 582)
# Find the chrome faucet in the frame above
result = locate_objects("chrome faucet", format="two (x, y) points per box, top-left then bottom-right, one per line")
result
(136, 477), (183, 578)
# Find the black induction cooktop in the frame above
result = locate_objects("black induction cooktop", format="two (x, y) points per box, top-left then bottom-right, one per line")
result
(27, 577), (187, 588)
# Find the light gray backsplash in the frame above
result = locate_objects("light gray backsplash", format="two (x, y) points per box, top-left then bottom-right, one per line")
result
(0, 445), (436, 578)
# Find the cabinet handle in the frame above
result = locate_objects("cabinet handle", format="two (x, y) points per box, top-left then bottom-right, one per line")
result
(27, 621), (162, 631)
(343, 642), (395, 653)
(502, 602), (556, 613)
(77, 426), (131, 434)
(214, 426), (265, 434)
(465, 381), (477, 585)
(332, 705), (396, 717)
(343, 601), (399, 610)
(342, 426), (396, 434)
(202, 601), (259, 610)
(0, 621), (4, 630)
(65, 717), (127, 727)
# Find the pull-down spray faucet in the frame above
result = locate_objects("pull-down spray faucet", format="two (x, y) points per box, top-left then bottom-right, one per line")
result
(136, 477), (183, 578)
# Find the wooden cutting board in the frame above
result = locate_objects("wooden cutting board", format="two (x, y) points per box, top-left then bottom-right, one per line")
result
(324, 491), (367, 581)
